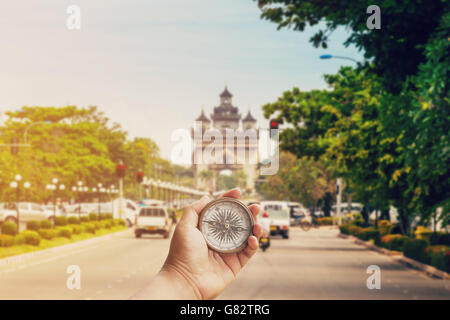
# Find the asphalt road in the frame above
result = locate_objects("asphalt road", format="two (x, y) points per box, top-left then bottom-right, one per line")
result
(0, 227), (448, 300)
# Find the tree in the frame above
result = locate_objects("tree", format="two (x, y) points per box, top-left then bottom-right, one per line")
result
(254, 0), (448, 92)
(259, 152), (334, 210)
(0, 105), (176, 203)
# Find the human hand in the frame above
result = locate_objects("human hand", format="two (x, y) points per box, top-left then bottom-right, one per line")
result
(132, 188), (262, 300)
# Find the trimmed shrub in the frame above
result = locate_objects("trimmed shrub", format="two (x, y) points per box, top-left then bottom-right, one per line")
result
(40, 220), (52, 229)
(14, 234), (25, 245)
(38, 228), (56, 240)
(350, 218), (365, 227)
(56, 227), (72, 239)
(104, 213), (113, 220)
(1, 221), (18, 236)
(357, 227), (380, 244)
(403, 239), (430, 264)
(54, 216), (67, 226)
(114, 219), (126, 227)
(348, 225), (363, 237)
(339, 224), (351, 235)
(26, 220), (40, 231)
(430, 233), (450, 246)
(68, 224), (82, 235)
(81, 223), (96, 234)
(89, 213), (98, 221)
(80, 216), (89, 223)
(67, 216), (80, 225)
(316, 217), (334, 225)
(426, 246), (450, 273)
(0, 234), (15, 247)
(103, 220), (112, 229)
(380, 234), (410, 251)
(22, 230), (41, 246)
(377, 220), (392, 236)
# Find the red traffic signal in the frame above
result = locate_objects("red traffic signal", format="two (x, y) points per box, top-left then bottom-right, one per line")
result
(270, 119), (279, 130)
(136, 170), (144, 183)
(116, 162), (126, 179)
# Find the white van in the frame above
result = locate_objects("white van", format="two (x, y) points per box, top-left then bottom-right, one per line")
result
(260, 201), (290, 239)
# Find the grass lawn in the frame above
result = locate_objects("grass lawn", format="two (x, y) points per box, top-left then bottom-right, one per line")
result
(0, 226), (127, 260)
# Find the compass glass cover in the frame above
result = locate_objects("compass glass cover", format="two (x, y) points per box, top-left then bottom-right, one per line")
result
(200, 199), (253, 253)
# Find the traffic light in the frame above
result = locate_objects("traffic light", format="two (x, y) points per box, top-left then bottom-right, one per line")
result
(269, 119), (279, 130)
(11, 137), (18, 155)
(116, 162), (126, 179)
(136, 170), (144, 183)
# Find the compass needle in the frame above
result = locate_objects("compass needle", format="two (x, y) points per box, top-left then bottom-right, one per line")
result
(198, 198), (254, 254)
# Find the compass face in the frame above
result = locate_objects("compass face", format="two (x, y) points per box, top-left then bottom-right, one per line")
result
(199, 198), (254, 254)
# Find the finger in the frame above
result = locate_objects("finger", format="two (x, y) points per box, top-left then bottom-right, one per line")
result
(237, 236), (258, 267)
(253, 223), (263, 238)
(191, 195), (211, 214)
(248, 204), (261, 220)
(219, 188), (240, 199)
(179, 195), (210, 226)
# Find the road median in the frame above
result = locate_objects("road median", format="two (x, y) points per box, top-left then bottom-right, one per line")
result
(0, 227), (130, 266)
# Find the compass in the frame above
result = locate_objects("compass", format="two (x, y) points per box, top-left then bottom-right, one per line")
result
(198, 197), (254, 254)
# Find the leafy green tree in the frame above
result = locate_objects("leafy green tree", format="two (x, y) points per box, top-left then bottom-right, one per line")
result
(216, 174), (236, 191)
(260, 152), (334, 210)
(0, 105), (181, 203)
(254, 0), (448, 92)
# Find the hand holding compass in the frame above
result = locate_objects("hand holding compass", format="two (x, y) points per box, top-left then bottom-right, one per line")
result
(134, 189), (262, 300)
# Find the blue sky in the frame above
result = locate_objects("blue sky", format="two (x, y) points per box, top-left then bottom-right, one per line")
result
(0, 0), (364, 160)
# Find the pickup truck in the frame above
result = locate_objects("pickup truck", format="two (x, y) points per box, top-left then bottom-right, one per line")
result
(134, 206), (172, 238)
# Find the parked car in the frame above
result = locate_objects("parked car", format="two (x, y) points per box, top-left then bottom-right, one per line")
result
(260, 201), (290, 239)
(112, 198), (139, 227)
(134, 205), (173, 238)
(331, 202), (363, 215)
(0, 202), (48, 225)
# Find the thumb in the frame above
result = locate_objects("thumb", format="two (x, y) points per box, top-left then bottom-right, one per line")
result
(179, 196), (211, 226)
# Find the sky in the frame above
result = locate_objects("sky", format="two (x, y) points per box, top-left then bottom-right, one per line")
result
(0, 0), (364, 161)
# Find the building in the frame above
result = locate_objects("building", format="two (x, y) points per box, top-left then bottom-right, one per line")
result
(192, 87), (258, 193)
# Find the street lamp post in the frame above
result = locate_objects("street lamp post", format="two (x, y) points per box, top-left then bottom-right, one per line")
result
(319, 54), (359, 64)
(47, 178), (65, 225)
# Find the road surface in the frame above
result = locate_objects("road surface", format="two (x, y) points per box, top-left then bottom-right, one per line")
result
(0, 227), (448, 299)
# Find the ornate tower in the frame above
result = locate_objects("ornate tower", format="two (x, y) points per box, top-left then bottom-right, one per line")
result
(192, 87), (259, 194)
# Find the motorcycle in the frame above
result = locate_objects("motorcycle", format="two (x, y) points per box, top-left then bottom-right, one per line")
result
(259, 233), (271, 252)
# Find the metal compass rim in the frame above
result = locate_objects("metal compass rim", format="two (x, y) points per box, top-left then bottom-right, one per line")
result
(198, 197), (254, 254)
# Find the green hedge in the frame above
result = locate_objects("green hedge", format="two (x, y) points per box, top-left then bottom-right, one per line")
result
(429, 233), (450, 246)
(67, 216), (80, 225)
(403, 239), (430, 264)
(81, 223), (96, 234)
(26, 220), (40, 231)
(40, 220), (52, 229)
(380, 234), (410, 251)
(14, 234), (25, 245)
(22, 230), (41, 246)
(56, 227), (72, 239)
(80, 216), (89, 223)
(0, 234), (15, 247)
(38, 228), (56, 240)
(1, 221), (18, 236)
(89, 213), (98, 221)
(357, 227), (380, 244)
(54, 216), (68, 226)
